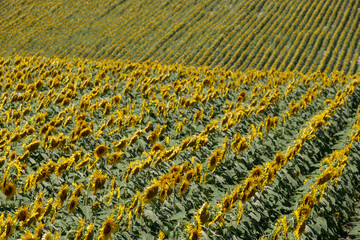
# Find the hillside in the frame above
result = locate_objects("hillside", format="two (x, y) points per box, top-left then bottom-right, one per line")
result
(0, 0), (360, 74)
(0, 55), (359, 239)
(1, 1), (360, 240)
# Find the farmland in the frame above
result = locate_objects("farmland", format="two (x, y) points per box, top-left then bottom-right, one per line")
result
(1, 0), (360, 74)
(1, 1), (360, 240)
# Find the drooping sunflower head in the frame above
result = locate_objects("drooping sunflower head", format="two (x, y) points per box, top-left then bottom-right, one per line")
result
(142, 182), (160, 204)
(58, 184), (68, 204)
(72, 182), (83, 198)
(196, 202), (210, 226)
(208, 155), (218, 172)
(68, 196), (79, 213)
(25, 141), (41, 152)
(2, 182), (17, 201)
(90, 170), (107, 194)
(107, 152), (123, 165)
(100, 216), (118, 240)
(178, 180), (190, 196)
(79, 128), (92, 138)
(150, 143), (163, 156)
(94, 145), (109, 159)
(185, 170), (195, 182)
(2, 215), (15, 239)
(84, 223), (94, 240)
(222, 194), (232, 213)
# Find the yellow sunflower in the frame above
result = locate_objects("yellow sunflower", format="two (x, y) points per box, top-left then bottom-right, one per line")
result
(84, 223), (94, 240)
(15, 205), (30, 223)
(142, 182), (160, 204)
(2, 182), (17, 200)
(0, 215), (15, 239)
(100, 216), (118, 240)
(90, 170), (107, 194)
(68, 196), (79, 213)
(179, 180), (190, 196)
(58, 184), (68, 205)
(94, 145), (109, 159)
(25, 141), (41, 152)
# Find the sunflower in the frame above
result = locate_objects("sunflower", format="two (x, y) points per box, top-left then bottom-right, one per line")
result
(90, 170), (107, 194)
(2, 182), (17, 200)
(316, 168), (336, 185)
(142, 182), (160, 204)
(179, 180), (190, 196)
(94, 145), (109, 159)
(25, 141), (41, 152)
(186, 224), (202, 240)
(208, 154), (218, 172)
(158, 231), (165, 240)
(113, 138), (127, 151)
(147, 131), (158, 144)
(107, 152), (123, 165)
(100, 216), (118, 240)
(116, 204), (125, 222)
(55, 158), (70, 176)
(35, 167), (48, 184)
(75, 154), (91, 169)
(185, 170), (196, 181)
(0, 157), (5, 168)
(73, 183), (83, 197)
(249, 166), (262, 179)
(58, 184), (68, 205)
(68, 196), (79, 213)
(150, 143), (163, 156)
(79, 128), (92, 138)
(9, 132), (21, 143)
(196, 202), (209, 226)
(131, 165), (142, 176)
(222, 194), (232, 213)
(19, 229), (35, 240)
(17, 150), (30, 162)
(159, 187), (168, 202)
(41, 198), (53, 220)
(84, 223), (94, 240)
(0, 215), (15, 239)
(15, 205), (30, 224)
(129, 134), (139, 145)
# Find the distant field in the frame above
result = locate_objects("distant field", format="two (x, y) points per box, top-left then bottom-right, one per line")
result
(1, 0), (360, 74)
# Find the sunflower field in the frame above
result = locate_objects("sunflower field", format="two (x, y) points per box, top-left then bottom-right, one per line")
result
(1, 0), (360, 240)
(0, 54), (359, 239)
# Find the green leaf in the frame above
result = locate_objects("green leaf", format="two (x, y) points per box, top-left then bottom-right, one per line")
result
(168, 211), (186, 221)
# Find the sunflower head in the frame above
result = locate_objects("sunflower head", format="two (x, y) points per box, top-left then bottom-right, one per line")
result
(84, 223), (94, 240)
(58, 184), (68, 204)
(208, 154), (218, 172)
(15, 205), (30, 223)
(2, 182), (17, 200)
(107, 152), (123, 165)
(142, 182), (160, 204)
(196, 202), (209, 226)
(68, 196), (79, 213)
(94, 145), (109, 159)
(25, 141), (41, 152)
(150, 143), (163, 156)
(186, 224), (202, 240)
(179, 180), (190, 196)
(100, 216), (118, 239)
(90, 170), (107, 194)
(79, 128), (92, 138)
(2, 215), (15, 239)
